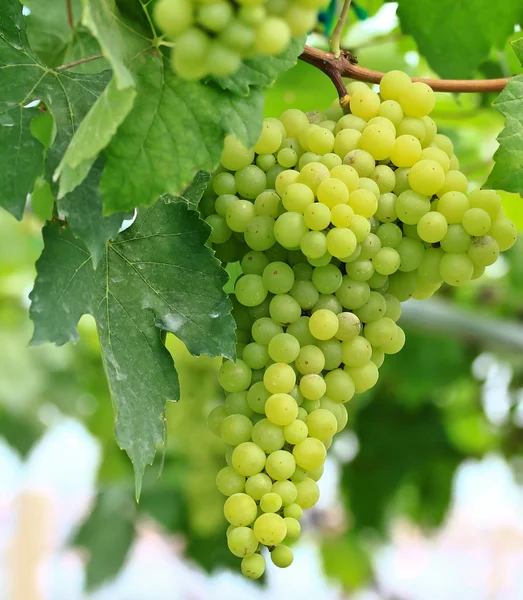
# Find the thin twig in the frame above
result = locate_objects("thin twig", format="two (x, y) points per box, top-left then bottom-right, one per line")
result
(66, 0), (74, 29)
(56, 54), (104, 71)
(300, 45), (510, 93)
(330, 0), (352, 58)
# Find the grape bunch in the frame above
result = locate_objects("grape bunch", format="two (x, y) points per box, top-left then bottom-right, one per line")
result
(153, 0), (326, 80)
(204, 70), (517, 578)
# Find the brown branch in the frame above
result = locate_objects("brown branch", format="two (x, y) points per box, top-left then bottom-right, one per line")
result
(66, 0), (74, 29)
(56, 54), (104, 71)
(300, 45), (510, 93)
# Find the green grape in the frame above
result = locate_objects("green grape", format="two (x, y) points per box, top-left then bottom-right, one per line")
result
(290, 279), (320, 309)
(348, 189), (378, 219)
(341, 335), (372, 367)
(387, 271), (417, 301)
(434, 134), (454, 157)
(286, 317), (317, 346)
(251, 418), (285, 453)
(390, 134), (422, 167)
(260, 492), (284, 513)
(226, 199), (256, 232)
(307, 124), (335, 154)
(221, 414), (253, 445)
(283, 517), (301, 539)
(346, 259), (374, 282)
(235, 166), (267, 200)
(224, 493), (258, 526)
(378, 99), (404, 125)
(232, 443), (266, 477)
(275, 170), (300, 197)
(300, 231), (328, 259)
(489, 216), (517, 251)
(396, 190), (430, 225)
(462, 208), (491, 236)
(375, 192), (397, 223)
(262, 261), (295, 294)
(295, 477), (320, 509)
(284, 4), (318, 36)
(397, 117), (426, 142)
(335, 312), (361, 341)
(224, 392), (253, 417)
(383, 293), (402, 321)
(398, 81), (435, 117)
(417, 212), (448, 243)
(379, 70), (412, 101)
(408, 160), (445, 196)
(248, 296), (272, 321)
(154, 0), (193, 36)
(324, 368), (355, 403)
(468, 189), (502, 219)
(335, 277), (371, 309)
(333, 128), (361, 159)
(207, 214), (232, 244)
(345, 360), (379, 393)
(301, 398), (320, 413)
(439, 253), (474, 286)
(271, 545), (294, 568)
(309, 252), (333, 267)
(235, 274), (268, 307)
(373, 247), (401, 275)
(302, 203), (330, 232)
(213, 172), (237, 196)
(263, 362), (296, 394)
(312, 264), (342, 294)
(274, 212), (308, 249)
(468, 236), (500, 267)
(354, 290), (387, 322)
(238, 5), (266, 25)
(241, 251), (270, 276)
(280, 108), (310, 138)
(326, 228), (358, 259)
(307, 409), (337, 440)
(297, 161), (330, 193)
(300, 373), (327, 400)
(330, 164), (359, 192)
(269, 294), (302, 325)
(219, 359), (252, 392)
(349, 89), (381, 120)
(359, 124), (395, 160)
(284, 420), (309, 444)
(299, 152), (322, 169)
(227, 526), (258, 557)
(343, 149), (376, 177)
(296, 407), (308, 422)
(368, 271), (388, 290)
(440, 224), (471, 253)
(436, 191), (469, 224)
(268, 333), (300, 363)
(396, 237), (425, 272)
(221, 135), (255, 171)
(420, 147), (450, 171)
(371, 165), (396, 194)
(437, 170), (468, 197)
(359, 233), (382, 259)
(219, 19), (255, 52)
(383, 326), (406, 354)
(253, 513), (287, 546)
(293, 437), (326, 470)
(254, 17), (291, 54)
(241, 553), (265, 579)
(216, 466), (246, 496)
(254, 120), (283, 154)
(417, 248), (444, 284)
(330, 204), (355, 228)
(295, 344), (326, 375)
(320, 152), (343, 169)
(245, 473), (273, 500)
(293, 262), (313, 280)
(377, 223), (402, 248)
(242, 342), (270, 369)
(265, 392), (298, 425)
(272, 480), (298, 506)
(335, 113), (367, 133)
(284, 503), (303, 520)
(364, 317), (397, 348)
(256, 154), (277, 172)
(317, 178), (349, 208)
(283, 183), (314, 213)
(370, 348), (385, 368)
(244, 216), (276, 251)
(422, 115), (437, 146)
(289, 385), (304, 407)
(251, 317), (283, 345)
(308, 309), (339, 340)
(215, 194), (239, 217)
(265, 450), (296, 481)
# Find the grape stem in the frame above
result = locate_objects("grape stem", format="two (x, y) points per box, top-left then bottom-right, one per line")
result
(66, 0), (74, 29)
(299, 45), (510, 93)
(330, 0), (352, 58)
(56, 54), (104, 71)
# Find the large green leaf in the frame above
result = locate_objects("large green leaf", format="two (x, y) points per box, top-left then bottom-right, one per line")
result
(59, 160), (129, 265)
(0, 0), (110, 219)
(100, 52), (264, 214)
(30, 194), (235, 493)
(486, 39), (523, 194)
(396, 0), (522, 78)
(213, 37), (306, 96)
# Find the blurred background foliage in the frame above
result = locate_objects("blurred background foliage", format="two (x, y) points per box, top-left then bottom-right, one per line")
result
(2, 0), (523, 594)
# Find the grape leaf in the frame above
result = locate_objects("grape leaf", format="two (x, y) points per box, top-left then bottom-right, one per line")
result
(176, 171), (211, 209)
(73, 486), (136, 591)
(55, 78), (137, 197)
(396, 0), (522, 78)
(486, 40), (523, 194)
(59, 160), (130, 265)
(30, 195), (235, 493)
(0, 0), (110, 219)
(100, 52), (264, 214)
(213, 37), (306, 96)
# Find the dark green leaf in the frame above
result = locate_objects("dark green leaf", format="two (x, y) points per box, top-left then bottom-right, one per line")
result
(100, 52), (263, 214)
(59, 160), (129, 265)
(73, 486), (136, 591)
(0, 0), (110, 218)
(397, 0), (521, 78)
(30, 197), (235, 493)
(213, 37), (306, 96)
(175, 171), (211, 209)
